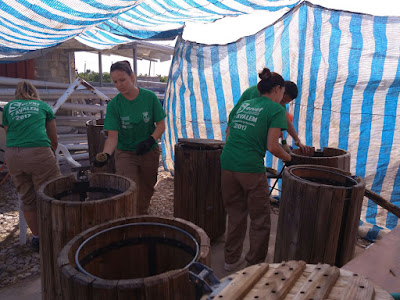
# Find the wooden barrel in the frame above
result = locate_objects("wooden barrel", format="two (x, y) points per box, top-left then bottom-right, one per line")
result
(291, 147), (351, 171)
(274, 165), (365, 267)
(201, 261), (392, 299)
(58, 215), (210, 299)
(37, 172), (137, 300)
(86, 119), (115, 173)
(174, 138), (226, 241)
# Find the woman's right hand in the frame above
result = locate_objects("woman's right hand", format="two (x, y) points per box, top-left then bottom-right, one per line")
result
(93, 152), (111, 168)
(283, 155), (295, 167)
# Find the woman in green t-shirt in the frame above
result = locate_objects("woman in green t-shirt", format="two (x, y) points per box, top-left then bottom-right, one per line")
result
(94, 61), (166, 215)
(2, 81), (61, 252)
(221, 68), (292, 271)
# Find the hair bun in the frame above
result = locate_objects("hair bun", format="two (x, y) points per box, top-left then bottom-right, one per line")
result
(259, 68), (271, 80)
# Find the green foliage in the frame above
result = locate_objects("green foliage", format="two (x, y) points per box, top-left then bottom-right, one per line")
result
(78, 70), (168, 83)
(158, 75), (168, 83)
(78, 70), (112, 83)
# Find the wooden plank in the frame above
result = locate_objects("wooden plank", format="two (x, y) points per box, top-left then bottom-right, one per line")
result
(117, 279), (146, 300)
(38, 197), (55, 300)
(59, 265), (79, 300)
(250, 260), (306, 300)
(201, 263), (393, 300)
(324, 188), (346, 266)
(0, 64), (6, 77)
(212, 263), (269, 300)
(51, 201), (65, 300)
(16, 61), (26, 79)
(310, 187), (333, 264)
(365, 188), (400, 219)
(165, 270), (195, 300)
(341, 275), (375, 300)
(64, 202), (82, 244)
(72, 273), (95, 299)
(144, 273), (171, 299)
(92, 279), (118, 300)
(297, 183), (319, 263)
(293, 263), (339, 300)
(7, 63), (16, 78)
(26, 59), (35, 79)
(337, 180), (365, 267)
(81, 201), (97, 231)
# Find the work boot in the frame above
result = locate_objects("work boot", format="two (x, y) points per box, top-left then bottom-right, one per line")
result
(224, 255), (245, 272)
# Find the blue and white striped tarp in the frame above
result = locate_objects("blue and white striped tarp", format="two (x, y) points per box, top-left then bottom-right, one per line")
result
(162, 1), (400, 241)
(0, 0), (300, 58)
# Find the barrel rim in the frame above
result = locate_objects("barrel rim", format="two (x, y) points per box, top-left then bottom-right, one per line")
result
(74, 222), (200, 281)
(58, 216), (210, 287)
(177, 138), (225, 149)
(291, 146), (349, 158)
(287, 165), (358, 189)
(37, 172), (136, 204)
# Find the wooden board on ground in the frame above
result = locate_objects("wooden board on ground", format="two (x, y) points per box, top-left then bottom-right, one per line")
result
(201, 261), (393, 299)
(342, 225), (400, 294)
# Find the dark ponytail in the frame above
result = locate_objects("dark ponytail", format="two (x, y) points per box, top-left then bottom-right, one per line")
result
(257, 68), (284, 95)
(110, 60), (134, 75)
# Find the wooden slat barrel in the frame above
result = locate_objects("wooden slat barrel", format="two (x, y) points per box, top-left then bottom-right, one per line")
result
(274, 165), (366, 267)
(58, 215), (210, 299)
(201, 261), (392, 299)
(291, 147), (351, 171)
(86, 119), (115, 173)
(174, 138), (226, 240)
(37, 173), (137, 300)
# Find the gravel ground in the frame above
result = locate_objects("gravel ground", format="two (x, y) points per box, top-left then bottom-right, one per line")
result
(0, 159), (174, 289)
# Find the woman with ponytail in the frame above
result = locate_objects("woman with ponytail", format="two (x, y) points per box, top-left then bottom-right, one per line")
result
(2, 80), (60, 252)
(221, 68), (291, 271)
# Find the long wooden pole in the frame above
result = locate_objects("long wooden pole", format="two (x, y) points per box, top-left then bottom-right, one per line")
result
(364, 188), (400, 219)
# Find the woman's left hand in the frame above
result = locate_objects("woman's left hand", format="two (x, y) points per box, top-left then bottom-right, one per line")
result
(136, 136), (155, 155)
(294, 140), (312, 155)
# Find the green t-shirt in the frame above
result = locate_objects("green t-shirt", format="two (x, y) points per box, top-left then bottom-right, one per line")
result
(221, 96), (287, 173)
(228, 85), (260, 126)
(2, 99), (55, 147)
(104, 88), (166, 151)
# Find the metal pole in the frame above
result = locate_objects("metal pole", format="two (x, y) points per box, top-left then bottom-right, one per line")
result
(132, 45), (138, 76)
(148, 61), (151, 76)
(98, 51), (103, 87)
(68, 52), (73, 84)
(98, 51), (104, 119)
(268, 164), (286, 196)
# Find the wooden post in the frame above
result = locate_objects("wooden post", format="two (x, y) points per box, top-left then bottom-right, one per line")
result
(174, 138), (226, 240)
(274, 165), (365, 267)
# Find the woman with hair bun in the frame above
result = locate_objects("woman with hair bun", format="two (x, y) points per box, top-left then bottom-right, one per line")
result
(221, 68), (292, 271)
(227, 79), (311, 154)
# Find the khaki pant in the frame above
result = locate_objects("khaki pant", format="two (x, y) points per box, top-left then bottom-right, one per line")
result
(5, 147), (61, 212)
(221, 170), (271, 265)
(115, 146), (160, 215)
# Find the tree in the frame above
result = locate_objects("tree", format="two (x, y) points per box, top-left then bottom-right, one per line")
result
(78, 71), (111, 83)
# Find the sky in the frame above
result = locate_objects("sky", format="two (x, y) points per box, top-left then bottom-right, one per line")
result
(74, 51), (174, 77)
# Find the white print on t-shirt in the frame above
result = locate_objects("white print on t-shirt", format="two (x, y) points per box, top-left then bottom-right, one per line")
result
(237, 103), (263, 115)
(142, 112), (150, 123)
(232, 102), (264, 130)
(8, 101), (40, 121)
(120, 116), (133, 129)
